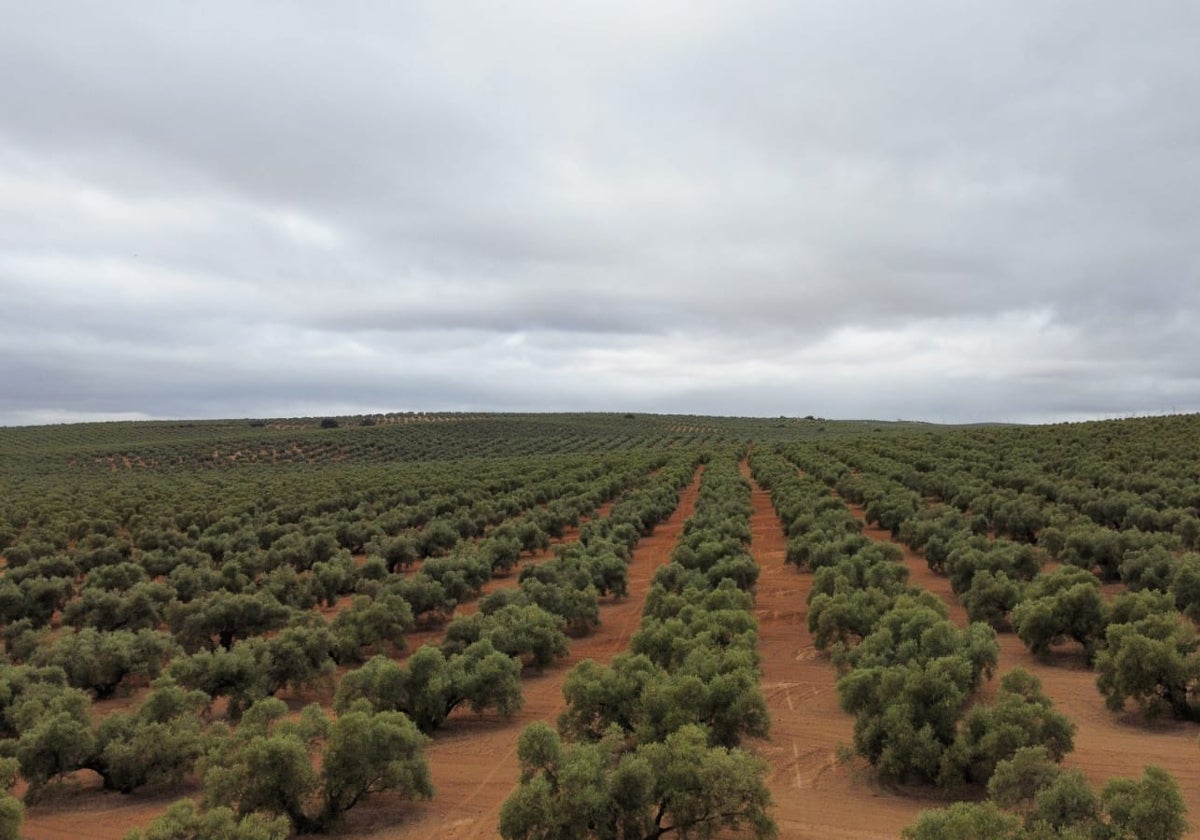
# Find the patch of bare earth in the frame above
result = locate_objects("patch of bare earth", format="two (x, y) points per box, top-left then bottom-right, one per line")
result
(304, 468), (704, 839)
(844, 502), (1200, 839)
(21, 787), (194, 840)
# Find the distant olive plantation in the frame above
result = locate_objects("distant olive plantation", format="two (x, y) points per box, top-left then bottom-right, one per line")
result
(0, 412), (1197, 839)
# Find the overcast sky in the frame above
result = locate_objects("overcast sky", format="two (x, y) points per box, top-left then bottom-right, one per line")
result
(2, 2), (1198, 426)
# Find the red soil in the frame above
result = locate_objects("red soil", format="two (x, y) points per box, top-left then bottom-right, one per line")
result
(21, 789), (192, 840)
(745, 466), (944, 838)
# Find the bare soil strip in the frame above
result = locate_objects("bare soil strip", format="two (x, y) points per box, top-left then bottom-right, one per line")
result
(326, 467), (704, 839)
(843, 501), (1200, 839)
(743, 464), (942, 839)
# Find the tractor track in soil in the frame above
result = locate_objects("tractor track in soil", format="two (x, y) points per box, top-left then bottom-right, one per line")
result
(744, 463), (946, 839)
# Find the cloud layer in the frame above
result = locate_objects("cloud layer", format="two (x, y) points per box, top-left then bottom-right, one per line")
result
(3, 1), (1198, 425)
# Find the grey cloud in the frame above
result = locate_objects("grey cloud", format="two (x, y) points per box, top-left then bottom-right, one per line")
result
(2, 1), (1199, 425)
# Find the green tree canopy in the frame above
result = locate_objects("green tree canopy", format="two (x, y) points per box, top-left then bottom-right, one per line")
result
(334, 641), (521, 732)
(1095, 612), (1200, 720)
(499, 723), (775, 840)
(203, 697), (432, 833)
(125, 800), (289, 840)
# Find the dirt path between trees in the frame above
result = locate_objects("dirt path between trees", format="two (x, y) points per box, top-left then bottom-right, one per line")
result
(329, 466), (704, 840)
(743, 464), (942, 839)
(843, 501), (1200, 839)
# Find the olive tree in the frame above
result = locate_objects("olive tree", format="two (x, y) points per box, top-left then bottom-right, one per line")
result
(167, 591), (291, 652)
(4, 675), (94, 801)
(87, 677), (210, 793)
(334, 641), (522, 732)
(168, 624), (334, 719)
(203, 697), (432, 833)
(0, 758), (22, 840)
(557, 654), (660, 742)
(499, 723), (776, 840)
(1099, 765), (1188, 840)
(838, 655), (975, 784)
(910, 753), (1187, 840)
(940, 669), (1074, 786)
(330, 593), (414, 663)
(1095, 613), (1200, 720)
(445, 604), (569, 669)
(1011, 568), (1109, 663)
(962, 570), (1022, 629)
(124, 800), (289, 840)
(901, 802), (1023, 840)
(30, 628), (179, 698)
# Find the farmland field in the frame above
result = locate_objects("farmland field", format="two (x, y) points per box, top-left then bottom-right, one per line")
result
(2, 412), (1200, 839)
